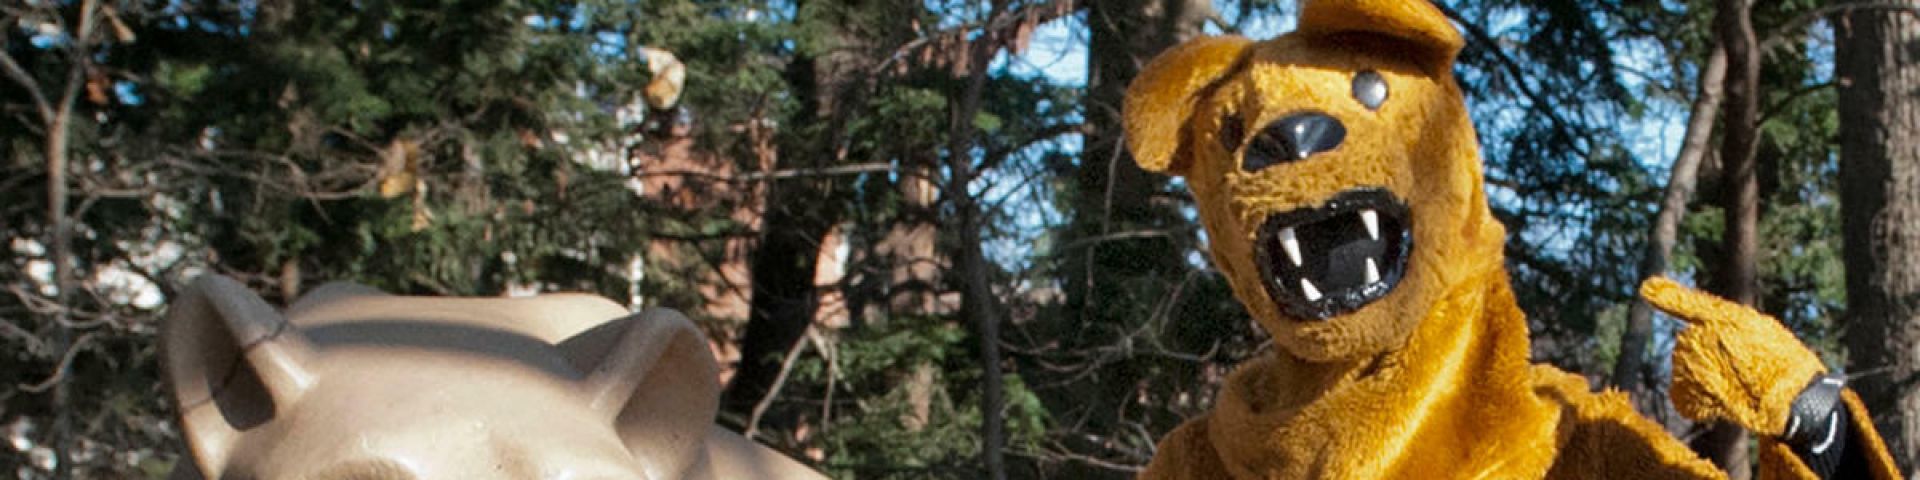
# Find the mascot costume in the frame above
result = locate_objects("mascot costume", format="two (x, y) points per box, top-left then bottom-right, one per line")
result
(1122, 0), (1903, 478)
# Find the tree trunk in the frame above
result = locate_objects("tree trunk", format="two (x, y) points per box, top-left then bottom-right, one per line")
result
(44, 94), (76, 480)
(951, 4), (1006, 477)
(1041, 2), (1211, 476)
(722, 2), (878, 419)
(1835, 0), (1920, 473)
(1696, 0), (1761, 477)
(1716, 0), (1761, 308)
(885, 158), (947, 432)
(879, 159), (946, 316)
(727, 204), (832, 415)
(1067, 0), (1211, 317)
(35, 3), (100, 477)
(1612, 46), (1728, 415)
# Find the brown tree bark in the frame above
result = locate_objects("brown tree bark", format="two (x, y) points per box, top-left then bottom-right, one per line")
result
(1041, 2), (1211, 476)
(950, 3), (1008, 477)
(1715, 0), (1762, 311)
(1612, 46), (1728, 415)
(723, 0), (883, 420)
(43, 82), (77, 480)
(1, 2), (102, 477)
(878, 161), (946, 317)
(1835, 0), (1920, 473)
(884, 159), (947, 433)
(1695, 0), (1761, 477)
(1067, 0), (1212, 315)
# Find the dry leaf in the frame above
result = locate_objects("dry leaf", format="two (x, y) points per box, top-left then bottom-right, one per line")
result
(409, 181), (433, 232)
(639, 47), (686, 109)
(85, 68), (110, 106)
(378, 140), (422, 198)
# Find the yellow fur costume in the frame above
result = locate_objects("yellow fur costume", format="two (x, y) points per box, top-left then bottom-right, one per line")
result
(1122, 1), (1901, 478)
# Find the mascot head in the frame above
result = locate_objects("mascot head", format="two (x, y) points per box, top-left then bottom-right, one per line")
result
(1125, 0), (1504, 362)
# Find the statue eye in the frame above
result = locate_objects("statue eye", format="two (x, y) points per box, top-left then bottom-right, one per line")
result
(1352, 70), (1388, 111)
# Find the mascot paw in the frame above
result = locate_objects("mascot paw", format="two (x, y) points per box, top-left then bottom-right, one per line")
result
(1639, 276), (1827, 437)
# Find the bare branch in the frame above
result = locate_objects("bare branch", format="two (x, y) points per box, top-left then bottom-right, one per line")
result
(17, 332), (96, 393)
(744, 323), (813, 440)
(54, 0), (103, 124)
(632, 162), (897, 184)
(7, 285), (64, 314)
(1433, 2), (1591, 157)
(877, 0), (1081, 76)
(0, 316), (47, 354)
(1011, 447), (1146, 474)
(1757, 81), (1835, 125)
(1049, 229), (1188, 255)
(0, 51), (53, 122)
(805, 328), (841, 433)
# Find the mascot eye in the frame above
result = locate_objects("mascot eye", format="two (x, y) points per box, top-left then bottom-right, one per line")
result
(1352, 70), (1388, 110)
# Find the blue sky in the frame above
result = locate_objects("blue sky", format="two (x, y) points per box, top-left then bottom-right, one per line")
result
(976, 3), (1801, 371)
(983, 4), (1703, 270)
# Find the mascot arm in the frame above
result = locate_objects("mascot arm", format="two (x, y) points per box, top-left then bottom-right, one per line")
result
(1641, 278), (1902, 480)
(1528, 365), (1723, 479)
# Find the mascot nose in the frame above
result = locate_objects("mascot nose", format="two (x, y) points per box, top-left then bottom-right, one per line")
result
(1246, 112), (1346, 171)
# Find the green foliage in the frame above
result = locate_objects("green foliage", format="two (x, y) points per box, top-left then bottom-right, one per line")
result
(1749, 5), (1846, 362)
(5, 0), (681, 475)
(1449, 0), (1661, 372)
(0, 1), (1878, 478)
(772, 313), (1052, 479)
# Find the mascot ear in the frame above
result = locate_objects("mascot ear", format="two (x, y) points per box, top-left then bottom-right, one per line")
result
(1296, 0), (1463, 73)
(1124, 35), (1252, 175)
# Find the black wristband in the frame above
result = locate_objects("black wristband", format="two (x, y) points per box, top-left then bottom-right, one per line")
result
(1784, 372), (1848, 478)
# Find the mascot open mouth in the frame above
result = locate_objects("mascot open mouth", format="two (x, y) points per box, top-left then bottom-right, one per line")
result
(1254, 188), (1412, 320)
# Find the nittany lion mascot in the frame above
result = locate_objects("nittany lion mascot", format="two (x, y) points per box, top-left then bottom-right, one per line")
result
(1122, 1), (1901, 478)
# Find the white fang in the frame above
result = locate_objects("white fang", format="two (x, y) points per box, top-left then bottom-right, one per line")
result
(1361, 209), (1380, 240)
(1366, 258), (1382, 284)
(1300, 279), (1323, 301)
(1281, 227), (1303, 266)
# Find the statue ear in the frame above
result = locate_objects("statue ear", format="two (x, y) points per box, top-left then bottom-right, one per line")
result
(161, 275), (317, 474)
(1124, 35), (1252, 175)
(563, 308), (720, 480)
(1296, 0), (1463, 73)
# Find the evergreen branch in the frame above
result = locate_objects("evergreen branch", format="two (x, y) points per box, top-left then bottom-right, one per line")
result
(1236, 0), (1260, 32)
(1433, 1), (1591, 157)
(1756, 81), (1834, 126)
(1047, 229), (1188, 255)
(1758, 3), (1920, 58)
(980, 121), (1086, 172)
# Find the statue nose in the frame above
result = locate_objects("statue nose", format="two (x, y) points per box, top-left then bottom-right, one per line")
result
(1244, 112), (1346, 171)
